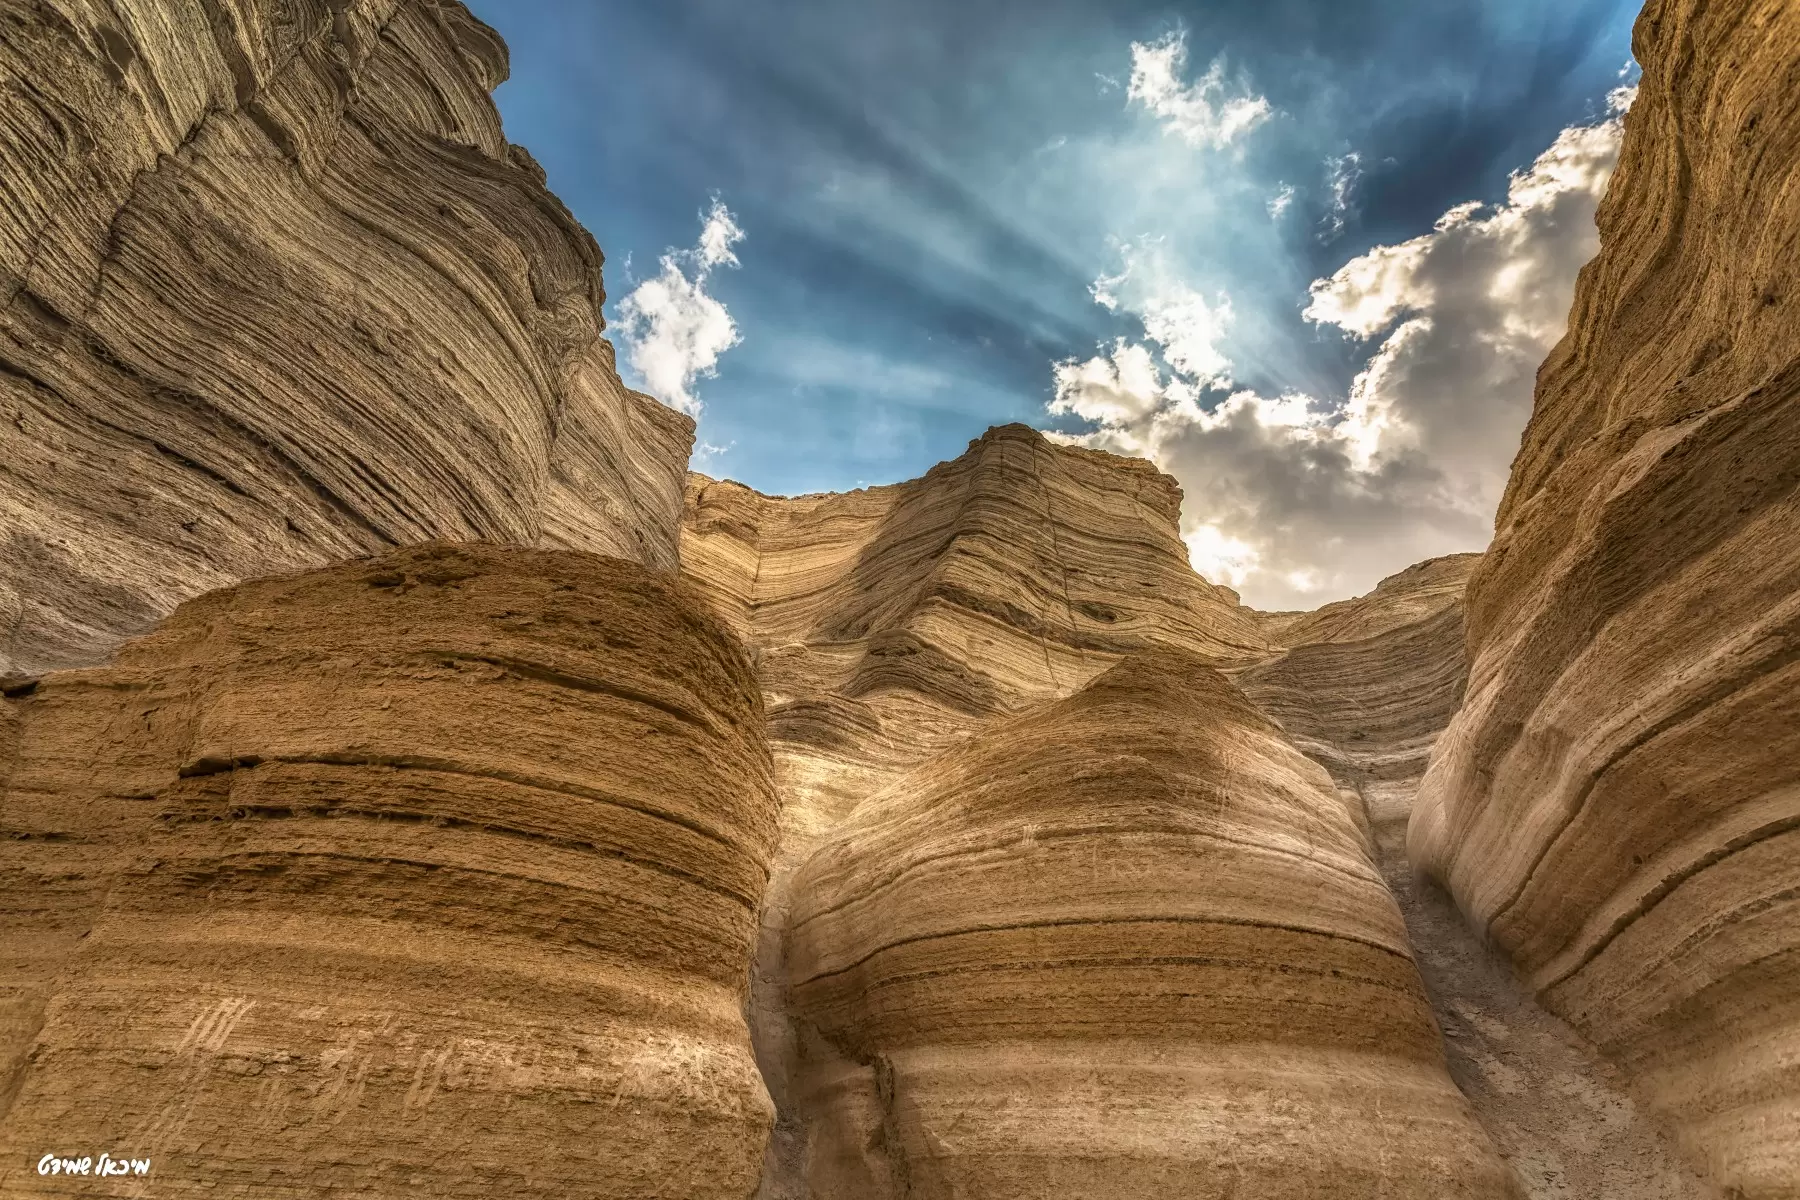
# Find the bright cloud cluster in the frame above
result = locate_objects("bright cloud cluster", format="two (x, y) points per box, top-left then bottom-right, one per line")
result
(1127, 31), (1272, 149)
(616, 199), (746, 415)
(1051, 96), (1633, 609)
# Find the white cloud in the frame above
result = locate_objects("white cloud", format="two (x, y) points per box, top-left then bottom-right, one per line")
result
(1063, 239), (1236, 391)
(1321, 151), (1363, 238)
(1049, 96), (1633, 609)
(694, 201), (745, 270)
(1126, 31), (1272, 149)
(1184, 524), (1262, 588)
(693, 439), (734, 471)
(1268, 183), (1295, 219)
(615, 198), (746, 415)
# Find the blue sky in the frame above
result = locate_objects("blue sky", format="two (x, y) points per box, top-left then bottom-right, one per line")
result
(467, 0), (1643, 607)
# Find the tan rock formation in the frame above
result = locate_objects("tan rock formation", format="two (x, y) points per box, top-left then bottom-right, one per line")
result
(1237, 556), (1479, 836)
(0, 0), (692, 677)
(1237, 560), (1719, 1198)
(785, 649), (1519, 1198)
(1410, 0), (1800, 1193)
(684, 423), (1275, 855)
(0, 543), (777, 1198)
(682, 424), (1279, 1191)
(1255, 553), (1480, 650)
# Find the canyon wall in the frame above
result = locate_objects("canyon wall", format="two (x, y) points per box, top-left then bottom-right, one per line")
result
(6, 0), (1793, 1194)
(1238, 554), (1479, 839)
(683, 423), (1274, 856)
(684, 430), (1527, 1197)
(683, 425), (1280, 1191)
(1410, 0), (1800, 1194)
(785, 649), (1517, 1199)
(0, 543), (778, 1198)
(0, 0), (692, 677)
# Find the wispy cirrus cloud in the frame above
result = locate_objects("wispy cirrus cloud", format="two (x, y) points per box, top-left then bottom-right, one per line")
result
(1320, 151), (1363, 239)
(1126, 31), (1272, 150)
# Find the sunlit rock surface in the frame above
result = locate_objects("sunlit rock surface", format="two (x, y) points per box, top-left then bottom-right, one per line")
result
(683, 424), (1288, 1192)
(785, 650), (1519, 1199)
(0, 0), (691, 676)
(1410, 0), (1800, 1193)
(0, 543), (777, 1198)
(3, 0), (1794, 1194)
(1237, 555), (1480, 835)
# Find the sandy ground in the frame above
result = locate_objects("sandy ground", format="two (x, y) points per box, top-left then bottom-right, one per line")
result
(1374, 816), (1722, 1199)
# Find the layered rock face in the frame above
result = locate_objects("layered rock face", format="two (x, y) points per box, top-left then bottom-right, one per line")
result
(684, 423), (1272, 850)
(0, 0), (692, 676)
(1238, 555), (1480, 836)
(683, 424), (1280, 1191)
(1255, 554), (1480, 651)
(785, 650), (1518, 1199)
(0, 543), (778, 1198)
(1410, 0), (1800, 1193)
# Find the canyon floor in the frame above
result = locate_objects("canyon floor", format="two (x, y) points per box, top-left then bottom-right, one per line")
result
(1378, 830), (1716, 1199)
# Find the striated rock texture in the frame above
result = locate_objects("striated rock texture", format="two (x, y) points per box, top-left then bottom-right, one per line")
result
(1410, 0), (1800, 1194)
(684, 423), (1273, 858)
(785, 649), (1519, 1199)
(0, 0), (693, 676)
(682, 424), (1276, 1192)
(1238, 555), (1480, 836)
(1240, 558), (1721, 1198)
(0, 543), (778, 1198)
(1255, 554), (1480, 651)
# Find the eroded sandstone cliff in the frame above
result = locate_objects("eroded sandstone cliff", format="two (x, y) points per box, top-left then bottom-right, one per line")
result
(683, 424), (1296, 1193)
(679, 431), (1578, 1198)
(1410, 0), (1800, 1193)
(3, 0), (1792, 1194)
(1237, 553), (1480, 836)
(683, 423), (1273, 845)
(0, 0), (692, 676)
(785, 649), (1519, 1199)
(0, 543), (777, 1197)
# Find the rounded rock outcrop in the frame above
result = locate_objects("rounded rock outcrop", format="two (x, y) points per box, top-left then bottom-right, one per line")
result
(0, 542), (778, 1198)
(786, 650), (1518, 1199)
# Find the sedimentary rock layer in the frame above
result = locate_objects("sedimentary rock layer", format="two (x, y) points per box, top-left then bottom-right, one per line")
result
(0, 543), (777, 1198)
(684, 423), (1274, 858)
(786, 649), (1518, 1199)
(1410, 0), (1800, 1193)
(0, 0), (692, 676)
(682, 424), (1276, 1192)
(1255, 554), (1479, 650)
(686, 423), (1269, 700)
(1237, 556), (1478, 834)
